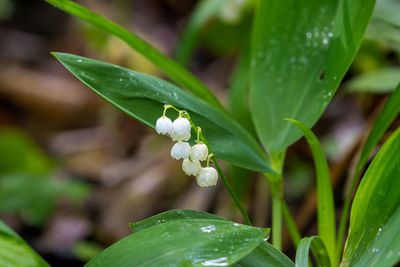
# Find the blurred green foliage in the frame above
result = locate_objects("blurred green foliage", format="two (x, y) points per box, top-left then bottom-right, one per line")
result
(0, 128), (90, 226)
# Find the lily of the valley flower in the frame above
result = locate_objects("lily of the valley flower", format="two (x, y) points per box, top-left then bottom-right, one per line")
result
(156, 105), (217, 187)
(171, 142), (191, 160)
(170, 129), (190, 142)
(190, 143), (208, 161)
(196, 167), (218, 187)
(182, 159), (201, 176)
(155, 116), (173, 135)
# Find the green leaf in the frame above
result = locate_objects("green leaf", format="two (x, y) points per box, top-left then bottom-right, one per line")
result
(295, 236), (331, 267)
(342, 126), (400, 267)
(229, 49), (256, 136)
(234, 242), (295, 267)
(0, 128), (53, 175)
(0, 220), (49, 267)
(175, 0), (227, 66)
(354, 83), (400, 185)
(347, 67), (400, 93)
(130, 209), (228, 233)
(0, 173), (90, 225)
(44, 0), (224, 112)
(373, 0), (400, 28)
(130, 209), (293, 266)
(250, 0), (376, 155)
(337, 83), (400, 248)
(53, 52), (272, 173)
(86, 219), (265, 266)
(285, 119), (336, 265)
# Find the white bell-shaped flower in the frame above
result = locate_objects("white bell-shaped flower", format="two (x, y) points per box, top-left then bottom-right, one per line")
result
(171, 142), (190, 160)
(173, 117), (191, 135)
(156, 116), (173, 135)
(182, 159), (201, 176)
(170, 130), (191, 142)
(190, 144), (208, 161)
(196, 167), (218, 187)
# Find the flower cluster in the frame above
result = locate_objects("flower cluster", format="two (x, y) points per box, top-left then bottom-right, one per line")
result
(155, 105), (218, 187)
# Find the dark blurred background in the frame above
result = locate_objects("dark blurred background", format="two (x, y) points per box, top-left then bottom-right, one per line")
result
(0, 0), (399, 265)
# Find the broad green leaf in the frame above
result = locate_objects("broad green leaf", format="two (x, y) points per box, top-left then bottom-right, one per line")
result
(130, 210), (292, 266)
(250, 0), (376, 155)
(295, 236), (331, 267)
(229, 50), (256, 136)
(44, 0), (224, 112)
(337, 83), (400, 248)
(234, 242), (294, 267)
(286, 119), (336, 265)
(130, 209), (227, 233)
(86, 219), (264, 266)
(0, 220), (49, 267)
(53, 52), (272, 173)
(347, 68), (400, 93)
(342, 126), (400, 266)
(175, 0), (227, 66)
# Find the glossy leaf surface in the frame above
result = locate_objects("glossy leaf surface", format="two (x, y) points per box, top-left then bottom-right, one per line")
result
(250, 0), (376, 155)
(129, 209), (294, 266)
(235, 242), (294, 267)
(295, 236), (331, 267)
(286, 119), (336, 265)
(342, 127), (400, 266)
(53, 52), (272, 173)
(130, 209), (227, 233)
(45, 0), (224, 111)
(86, 219), (264, 266)
(0, 220), (49, 267)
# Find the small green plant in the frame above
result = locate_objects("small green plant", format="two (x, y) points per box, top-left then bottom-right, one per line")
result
(4, 0), (400, 266)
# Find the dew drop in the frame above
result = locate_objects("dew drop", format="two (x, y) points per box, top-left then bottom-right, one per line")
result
(201, 225), (216, 233)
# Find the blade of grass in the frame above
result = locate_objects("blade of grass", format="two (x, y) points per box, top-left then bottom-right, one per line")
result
(285, 119), (337, 266)
(44, 0), (225, 112)
(295, 236), (331, 267)
(337, 82), (400, 251)
(175, 0), (227, 66)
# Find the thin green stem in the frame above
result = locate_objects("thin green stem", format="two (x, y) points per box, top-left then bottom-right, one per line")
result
(282, 201), (301, 247)
(213, 158), (252, 225)
(196, 127), (201, 144)
(337, 166), (362, 254)
(264, 150), (286, 250)
(271, 182), (282, 250)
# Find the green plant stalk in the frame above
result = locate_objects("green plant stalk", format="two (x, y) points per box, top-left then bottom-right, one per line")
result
(213, 159), (252, 226)
(282, 202), (301, 248)
(264, 150), (286, 250)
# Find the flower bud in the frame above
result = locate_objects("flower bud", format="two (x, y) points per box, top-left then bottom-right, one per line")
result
(190, 144), (208, 161)
(155, 116), (173, 135)
(173, 117), (191, 136)
(182, 159), (201, 176)
(196, 167), (218, 187)
(171, 142), (190, 160)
